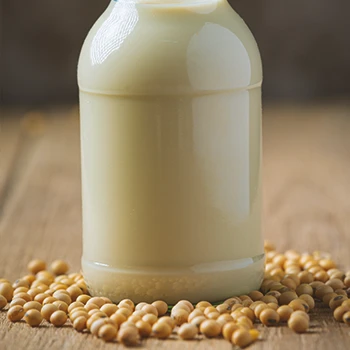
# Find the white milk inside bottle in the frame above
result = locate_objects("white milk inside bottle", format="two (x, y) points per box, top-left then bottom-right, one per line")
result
(78, 0), (264, 304)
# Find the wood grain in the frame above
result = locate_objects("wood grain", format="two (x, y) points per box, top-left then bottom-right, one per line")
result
(1, 104), (350, 349)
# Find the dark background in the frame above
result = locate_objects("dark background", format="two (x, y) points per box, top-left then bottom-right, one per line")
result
(1, 0), (350, 105)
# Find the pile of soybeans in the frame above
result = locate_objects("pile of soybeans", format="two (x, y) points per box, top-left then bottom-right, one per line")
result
(1, 241), (350, 348)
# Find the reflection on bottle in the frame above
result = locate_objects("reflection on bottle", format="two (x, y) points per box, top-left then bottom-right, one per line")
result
(187, 22), (251, 91)
(91, 3), (139, 65)
(192, 90), (250, 222)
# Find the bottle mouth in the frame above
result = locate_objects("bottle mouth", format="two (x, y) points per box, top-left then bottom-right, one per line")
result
(114, 0), (220, 5)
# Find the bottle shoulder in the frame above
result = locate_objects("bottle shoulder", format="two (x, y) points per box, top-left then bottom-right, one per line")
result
(78, 0), (262, 95)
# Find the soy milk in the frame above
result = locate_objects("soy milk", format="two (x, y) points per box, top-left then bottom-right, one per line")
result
(78, 0), (264, 303)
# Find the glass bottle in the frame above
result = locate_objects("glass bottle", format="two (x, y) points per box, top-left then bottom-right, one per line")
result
(78, 0), (264, 304)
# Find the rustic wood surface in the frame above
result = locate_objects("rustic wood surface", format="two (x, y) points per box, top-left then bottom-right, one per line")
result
(1, 104), (350, 349)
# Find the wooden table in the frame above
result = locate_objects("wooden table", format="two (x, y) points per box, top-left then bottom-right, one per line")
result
(1, 103), (350, 349)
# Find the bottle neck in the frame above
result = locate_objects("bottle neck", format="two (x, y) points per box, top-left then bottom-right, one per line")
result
(111, 0), (222, 5)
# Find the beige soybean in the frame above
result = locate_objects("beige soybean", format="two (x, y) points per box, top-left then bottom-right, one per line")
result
(177, 300), (194, 312)
(315, 285), (333, 300)
(178, 323), (198, 340)
(28, 259), (46, 274)
(254, 304), (269, 319)
(68, 301), (84, 313)
(10, 298), (26, 308)
(281, 278), (297, 290)
(101, 297), (112, 304)
(277, 305), (294, 322)
(0, 283), (14, 302)
(117, 326), (140, 346)
(152, 321), (172, 339)
(135, 302), (148, 311)
(70, 310), (89, 322)
(222, 322), (240, 341)
(188, 309), (204, 323)
(88, 310), (106, 318)
(279, 291), (298, 305)
(260, 295), (278, 304)
(76, 294), (91, 304)
(290, 310), (309, 321)
(24, 309), (43, 327)
(190, 315), (207, 328)
(237, 315), (253, 330)
(66, 285), (83, 301)
(249, 301), (264, 311)
(207, 311), (220, 320)
(288, 299), (309, 313)
(128, 315), (142, 324)
(50, 310), (68, 327)
(259, 309), (280, 326)
(41, 304), (59, 321)
(91, 318), (115, 336)
(43, 297), (57, 305)
(326, 278), (345, 290)
(296, 284), (313, 296)
(288, 314), (309, 333)
(196, 301), (212, 309)
(120, 321), (138, 330)
(117, 307), (133, 318)
(249, 290), (263, 301)
(98, 324), (117, 342)
(216, 303), (231, 314)
(14, 286), (29, 295)
(152, 301), (168, 316)
(267, 303), (279, 311)
(200, 320), (221, 338)
(266, 291), (281, 299)
(323, 292), (338, 306)
(142, 313), (158, 325)
(34, 293), (47, 304)
(69, 306), (86, 315)
(232, 329), (253, 348)
(171, 308), (189, 326)
(87, 314), (107, 330)
(87, 297), (105, 308)
(203, 306), (217, 316)
(299, 294), (315, 309)
(330, 295), (348, 311)
(110, 312), (127, 326)
(100, 303), (118, 316)
(335, 289), (347, 297)
(118, 299), (134, 310)
(53, 291), (71, 305)
(142, 304), (158, 316)
(334, 305), (350, 322)
(22, 275), (36, 285)
(51, 260), (69, 276)
(343, 311), (350, 325)
(216, 314), (234, 326)
(84, 302), (99, 312)
(8, 306), (25, 322)
(73, 316), (87, 332)
(136, 320), (152, 338)
(53, 301), (69, 313)
(132, 310), (146, 318)
(23, 301), (42, 312)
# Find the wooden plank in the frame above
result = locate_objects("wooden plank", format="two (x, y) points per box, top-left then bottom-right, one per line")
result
(0, 107), (82, 280)
(263, 104), (350, 267)
(0, 105), (350, 349)
(0, 109), (25, 214)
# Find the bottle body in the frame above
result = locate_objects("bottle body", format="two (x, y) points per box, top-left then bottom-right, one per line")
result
(79, 0), (264, 304)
